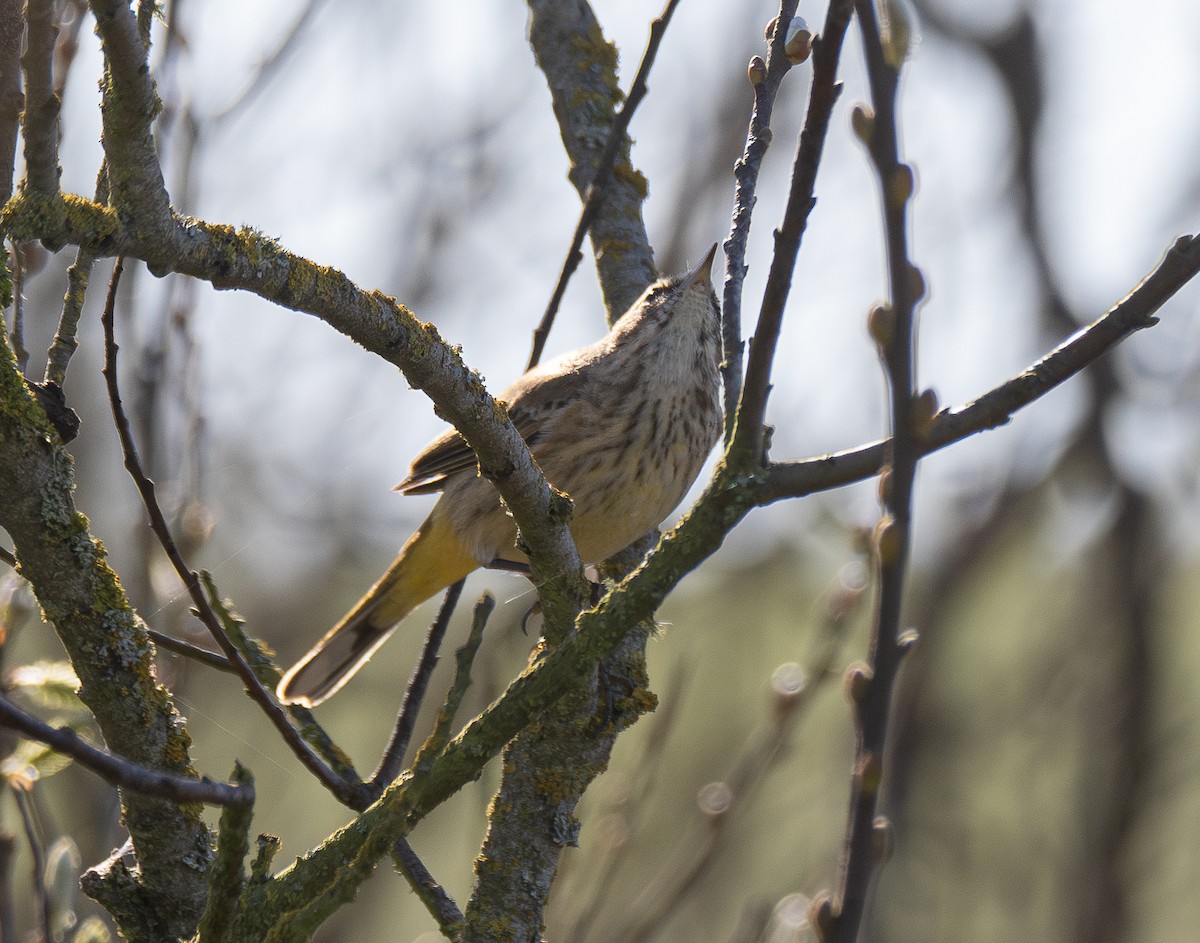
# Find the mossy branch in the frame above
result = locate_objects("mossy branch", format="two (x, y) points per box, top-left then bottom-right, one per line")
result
(0, 313), (212, 941)
(525, 0), (656, 318)
(194, 764), (255, 943)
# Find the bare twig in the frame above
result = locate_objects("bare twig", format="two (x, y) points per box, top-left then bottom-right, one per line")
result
(822, 4), (921, 940)
(20, 0), (62, 196)
(729, 0), (856, 464)
(527, 0), (684, 368)
(198, 573), (362, 787)
(147, 628), (236, 673)
(720, 0), (801, 434)
(415, 592), (494, 767)
(755, 232), (1200, 506)
(99, 258), (362, 806)
(0, 545), (14, 569)
(390, 838), (464, 937)
(10, 784), (51, 943)
(0, 694), (253, 808)
(368, 579), (466, 798)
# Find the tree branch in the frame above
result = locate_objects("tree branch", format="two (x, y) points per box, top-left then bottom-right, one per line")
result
(0, 694), (253, 807)
(525, 0), (657, 319)
(754, 232), (1200, 505)
(720, 0), (806, 433)
(87, 0), (172, 238)
(3, 192), (588, 628)
(822, 2), (921, 938)
(20, 0), (62, 197)
(527, 0), (683, 368)
(728, 0), (855, 468)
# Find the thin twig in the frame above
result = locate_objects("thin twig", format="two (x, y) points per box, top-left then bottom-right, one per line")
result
(20, 0), (62, 196)
(99, 258), (362, 806)
(414, 592), (494, 770)
(729, 0), (856, 465)
(754, 231), (1200, 506)
(527, 0), (684, 369)
(0, 694), (253, 807)
(823, 4), (920, 940)
(720, 0), (801, 436)
(147, 628), (236, 673)
(10, 785), (51, 943)
(391, 838), (464, 936)
(0, 546), (15, 569)
(368, 579), (466, 798)
(197, 572), (362, 786)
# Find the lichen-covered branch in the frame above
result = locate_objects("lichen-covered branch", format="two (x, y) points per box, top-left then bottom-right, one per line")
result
(0, 327), (213, 941)
(528, 0), (683, 369)
(525, 0), (656, 318)
(88, 0), (172, 237)
(463, 621), (653, 943)
(195, 764), (254, 943)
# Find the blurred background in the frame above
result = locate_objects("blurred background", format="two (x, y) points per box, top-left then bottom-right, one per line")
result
(3, 0), (1200, 940)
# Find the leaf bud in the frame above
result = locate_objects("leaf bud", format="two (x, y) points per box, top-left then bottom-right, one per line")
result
(747, 55), (767, 86)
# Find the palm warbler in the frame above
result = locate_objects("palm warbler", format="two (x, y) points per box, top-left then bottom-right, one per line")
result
(277, 245), (722, 706)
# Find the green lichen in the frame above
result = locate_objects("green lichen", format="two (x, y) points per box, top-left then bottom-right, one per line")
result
(612, 162), (649, 199)
(0, 242), (12, 309)
(570, 20), (621, 101)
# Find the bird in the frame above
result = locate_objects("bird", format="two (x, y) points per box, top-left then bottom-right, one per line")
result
(277, 245), (723, 707)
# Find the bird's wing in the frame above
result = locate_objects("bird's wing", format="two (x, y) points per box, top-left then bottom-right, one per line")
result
(396, 362), (591, 496)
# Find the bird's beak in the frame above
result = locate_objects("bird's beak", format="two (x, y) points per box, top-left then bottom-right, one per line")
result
(681, 243), (720, 291)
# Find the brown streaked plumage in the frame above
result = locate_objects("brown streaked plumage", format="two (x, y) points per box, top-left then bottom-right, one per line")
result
(277, 246), (723, 707)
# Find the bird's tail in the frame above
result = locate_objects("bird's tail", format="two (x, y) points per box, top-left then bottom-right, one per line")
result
(277, 504), (478, 707)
